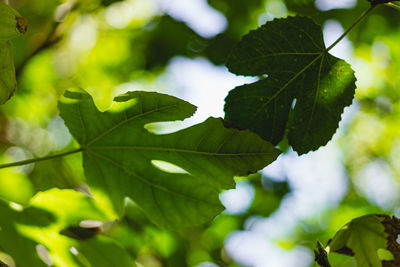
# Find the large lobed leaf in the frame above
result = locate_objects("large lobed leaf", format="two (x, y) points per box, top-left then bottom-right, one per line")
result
(224, 16), (356, 154)
(59, 90), (280, 228)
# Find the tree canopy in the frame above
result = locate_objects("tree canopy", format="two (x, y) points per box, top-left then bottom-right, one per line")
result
(1, 0), (400, 266)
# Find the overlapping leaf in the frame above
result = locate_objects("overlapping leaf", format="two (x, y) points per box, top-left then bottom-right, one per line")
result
(224, 16), (356, 154)
(59, 90), (280, 228)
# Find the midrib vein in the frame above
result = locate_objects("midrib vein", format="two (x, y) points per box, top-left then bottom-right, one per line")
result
(88, 150), (216, 204)
(253, 52), (324, 118)
(88, 145), (272, 156)
(86, 104), (179, 146)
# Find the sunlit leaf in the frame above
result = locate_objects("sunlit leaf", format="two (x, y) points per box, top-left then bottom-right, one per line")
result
(59, 90), (280, 228)
(18, 189), (119, 267)
(328, 214), (400, 267)
(224, 16), (356, 154)
(0, 199), (53, 267)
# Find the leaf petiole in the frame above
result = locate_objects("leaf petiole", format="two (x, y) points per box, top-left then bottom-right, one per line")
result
(326, 4), (377, 52)
(0, 147), (83, 169)
(385, 2), (400, 11)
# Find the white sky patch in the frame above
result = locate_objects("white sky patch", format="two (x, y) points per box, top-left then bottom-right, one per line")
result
(220, 182), (255, 215)
(105, 1), (135, 28)
(146, 57), (256, 133)
(355, 159), (400, 210)
(323, 20), (353, 61)
(105, 0), (156, 28)
(48, 115), (72, 150)
(258, 0), (288, 25)
(371, 41), (391, 69)
(224, 141), (348, 266)
(225, 231), (313, 267)
(68, 15), (98, 53)
(158, 0), (227, 38)
(315, 0), (356, 11)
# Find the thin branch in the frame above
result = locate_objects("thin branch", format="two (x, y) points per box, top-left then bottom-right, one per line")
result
(326, 4), (377, 52)
(15, 1), (79, 77)
(385, 2), (400, 11)
(0, 148), (83, 169)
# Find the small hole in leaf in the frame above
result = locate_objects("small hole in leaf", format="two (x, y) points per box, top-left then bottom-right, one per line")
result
(144, 121), (189, 135)
(79, 220), (103, 228)
(70, 247), (79, 255)
(151, 160), (189, 174)
(9, 202), (23, 211)
(396, 234), (400, 244)
(291, 98), (297, 109)
(36, 244), (53, 266)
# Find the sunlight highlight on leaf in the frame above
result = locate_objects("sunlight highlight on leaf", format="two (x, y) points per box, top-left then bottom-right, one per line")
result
(59, 90), (280, 228)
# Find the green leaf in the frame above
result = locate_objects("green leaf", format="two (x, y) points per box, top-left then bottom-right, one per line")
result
(58, 90), (280, 228)
(73, 236), (135, 267)
(18, 189), (122, 267)
(0, 2), (27, 40)
(0, 41), (16, 104)
(0, 200), (51, 267)
(328, 214), (389, 267)
(224, 16), (356, 154)
(0, 3), (27, 104)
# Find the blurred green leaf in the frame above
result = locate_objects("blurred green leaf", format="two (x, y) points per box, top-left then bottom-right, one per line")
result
(0, 200), (51, 267)
(59, 90), (280, 228)
(224, 16), (356, 154)
(19, 189), (117, 267)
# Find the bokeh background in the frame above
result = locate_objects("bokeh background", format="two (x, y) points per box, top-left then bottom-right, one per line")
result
(1, 0), (400, 266)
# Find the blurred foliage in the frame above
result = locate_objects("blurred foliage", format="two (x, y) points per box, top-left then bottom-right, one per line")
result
(0, 0), (400, 266)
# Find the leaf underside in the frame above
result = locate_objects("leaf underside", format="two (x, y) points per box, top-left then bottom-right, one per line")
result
(59, 90), (280, 228)
(224, 16), (356, 154)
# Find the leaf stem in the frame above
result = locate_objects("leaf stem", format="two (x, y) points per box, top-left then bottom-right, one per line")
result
(325, 5), (378, 52)
(385, 2), (400, 11)
(0, 148), (83, 169)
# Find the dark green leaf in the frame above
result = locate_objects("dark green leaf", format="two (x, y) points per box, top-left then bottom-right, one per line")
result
(60, 226), (101, 240)
(224, 16), (356, 154)
(59, 90), (280, 228)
